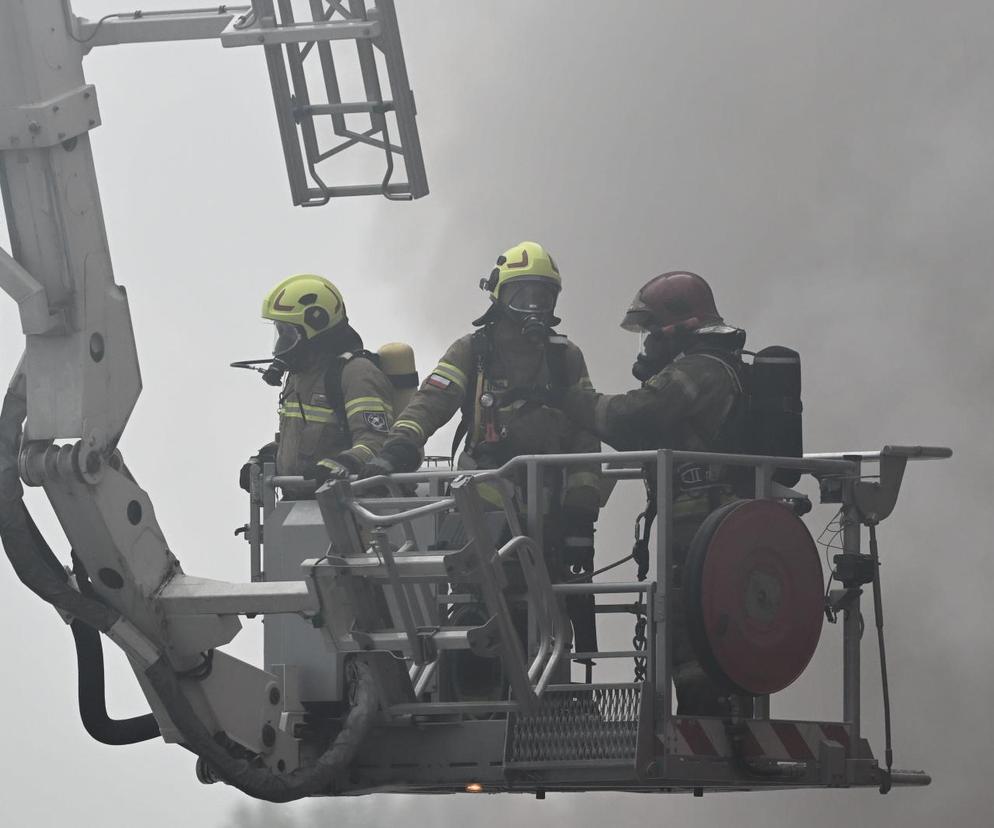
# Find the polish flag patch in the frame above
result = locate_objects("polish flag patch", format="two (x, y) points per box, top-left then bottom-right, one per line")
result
(426, 373), (451, 389)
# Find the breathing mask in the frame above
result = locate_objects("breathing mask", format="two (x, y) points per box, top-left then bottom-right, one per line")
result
(272, 321), (308, 369)
(499, 280), (560, 343)
(632, 329), (683, 382)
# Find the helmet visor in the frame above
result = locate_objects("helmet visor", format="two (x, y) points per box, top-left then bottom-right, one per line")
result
(501, 281), (559, 315)
(621, 306), (656, 333)
(272, 321), (304, 357)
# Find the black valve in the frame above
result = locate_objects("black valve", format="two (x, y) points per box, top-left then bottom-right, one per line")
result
(832, 552), (876, 588)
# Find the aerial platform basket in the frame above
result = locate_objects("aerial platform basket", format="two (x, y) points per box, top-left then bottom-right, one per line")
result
(224, 445), (950, 795)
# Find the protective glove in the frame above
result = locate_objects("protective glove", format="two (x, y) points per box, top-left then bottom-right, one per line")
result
(239, 441), (277, 492)
(359, 438), (421, 479)
(359, 455), (397, 479)
(304, 457), (352, 485)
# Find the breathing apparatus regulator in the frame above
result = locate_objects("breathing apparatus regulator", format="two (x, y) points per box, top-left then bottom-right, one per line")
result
(477, 241), (562, 343)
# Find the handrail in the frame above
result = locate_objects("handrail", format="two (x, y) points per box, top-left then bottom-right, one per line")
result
(272, 446), (862, 496)
(804, 445), (952, 462)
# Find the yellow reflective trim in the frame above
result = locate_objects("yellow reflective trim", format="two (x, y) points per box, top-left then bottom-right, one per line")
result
(433, 361), (467, 389)
(278, 407), (335, 423)
(565, 470), (600, 491)
(345, 396), (393, 416)
(393, 419), (426, 441)
(350, 444), (375, 461)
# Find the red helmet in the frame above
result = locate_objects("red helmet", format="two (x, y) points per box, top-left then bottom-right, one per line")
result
(620, 271), (723, 334)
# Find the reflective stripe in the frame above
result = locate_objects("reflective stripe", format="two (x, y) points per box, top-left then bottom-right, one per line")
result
(345, 396), (393, 417)
(478, 481), (506, 509)
(350, 444), (375, 461)
(566, 470), (600, 491)
(278, 403), (336, 423)
(393, 419), (426, 441)
(433, 361), (467, 389)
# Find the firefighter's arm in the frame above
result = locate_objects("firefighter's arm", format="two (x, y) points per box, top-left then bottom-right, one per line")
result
(560, 344), (602, 514)
(389, 337), (472, 450)
(332, 358), (396, 473)
(361, 338), (472, 477)
(560, 360), (701, 451)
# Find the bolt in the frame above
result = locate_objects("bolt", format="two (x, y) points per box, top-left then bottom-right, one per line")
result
(88, 119), (96, 127)
(57, 132), (65, 141)
(261, 724), (276, 748)
(83, 91), (90, 99)
(53, 105), (60, 113)
(28, 122), (41, 135)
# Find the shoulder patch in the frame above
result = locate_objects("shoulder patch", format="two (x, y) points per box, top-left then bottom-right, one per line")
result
(426, 373), (452, 390)
(363, 411), (389, 432)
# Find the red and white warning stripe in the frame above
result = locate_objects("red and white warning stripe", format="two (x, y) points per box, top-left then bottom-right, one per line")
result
(669, 718), (851, 761)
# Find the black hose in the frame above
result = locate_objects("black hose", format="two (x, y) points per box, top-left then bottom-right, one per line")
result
(0, 379), (379, 801)
(868, 523), (893, 794)
(71, 620), (161, 745)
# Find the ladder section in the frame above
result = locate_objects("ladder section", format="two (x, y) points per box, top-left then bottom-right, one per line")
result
(302, 475), (568, 715)
(235, 0), (428, 205)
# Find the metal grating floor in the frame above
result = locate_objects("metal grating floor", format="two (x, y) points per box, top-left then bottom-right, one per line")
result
(506, 684), (641, 766)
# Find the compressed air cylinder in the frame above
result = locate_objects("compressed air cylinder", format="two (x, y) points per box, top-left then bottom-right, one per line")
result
(378, 342), (419, 417)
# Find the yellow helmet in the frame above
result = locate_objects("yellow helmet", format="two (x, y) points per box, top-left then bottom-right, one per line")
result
(481, 240), (561, 301)
(261, 274), (348, 359)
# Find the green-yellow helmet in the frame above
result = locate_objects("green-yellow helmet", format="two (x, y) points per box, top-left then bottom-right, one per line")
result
(262, 274), (347, 359)
(262, 274), (346, 336)
(481, 240), (562, 301)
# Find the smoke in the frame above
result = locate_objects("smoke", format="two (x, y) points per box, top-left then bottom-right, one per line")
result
(1, 1), (991, 826)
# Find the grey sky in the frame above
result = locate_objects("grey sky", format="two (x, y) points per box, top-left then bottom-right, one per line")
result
(1, 1), (991, 826)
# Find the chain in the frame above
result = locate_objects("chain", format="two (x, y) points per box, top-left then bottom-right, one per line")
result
(632, 610), (648, 683)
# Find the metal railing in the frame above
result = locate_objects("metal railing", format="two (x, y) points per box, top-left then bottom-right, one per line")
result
(250, 445), (950, 728)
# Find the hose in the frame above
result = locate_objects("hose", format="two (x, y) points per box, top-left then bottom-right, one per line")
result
(0, 377), (379, 801)
(71, 619), (162, 744)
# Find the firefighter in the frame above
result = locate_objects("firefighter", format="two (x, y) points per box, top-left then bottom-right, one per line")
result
(361, 241), (602, 659)
(548, 271), (750, 716)
(240, 274), (395, 499)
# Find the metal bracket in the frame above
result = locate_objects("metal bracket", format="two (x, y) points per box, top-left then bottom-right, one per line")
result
(220, 15), (380, 48)
(0, 85), (100, 150)
(0, 249), (65, 335)
(853, 445), (952, 523)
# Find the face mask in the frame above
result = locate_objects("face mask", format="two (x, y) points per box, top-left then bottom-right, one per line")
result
(631, 330), (680, 381)
(520, 314), (553, 343)
(499, 281), (559, 342)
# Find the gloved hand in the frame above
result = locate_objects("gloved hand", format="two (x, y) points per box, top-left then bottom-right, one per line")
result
(359, 438), (421, 479)
(239, 441), (277, 492)
(359, 455), (398, 479)
(304, 457), (352, 485)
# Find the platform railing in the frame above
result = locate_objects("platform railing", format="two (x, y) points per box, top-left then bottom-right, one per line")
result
(257, 445), (950, 729)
